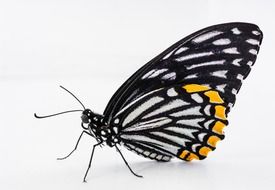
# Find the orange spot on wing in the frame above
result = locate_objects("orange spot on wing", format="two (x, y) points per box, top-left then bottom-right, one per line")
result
(199, 147), (212, 157)
(183, 84), (210, 93)
(186, 153), (200, 161)
(212, 121), (226, 135)
(207, 136), (221, 147)
(204, 90), (224, 104)
(215, 105), (227, 120)
(179, 150), (189, 159)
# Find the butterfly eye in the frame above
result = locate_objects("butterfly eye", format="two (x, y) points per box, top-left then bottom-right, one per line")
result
(81, 114), (89, 123)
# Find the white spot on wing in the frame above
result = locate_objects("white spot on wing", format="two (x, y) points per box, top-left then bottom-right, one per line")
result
(167, 88), (178, 97)
(204, 119), (214, 129)
(184, 73), (198, 79)
(216, 84), (226, 93)
(202, 84), (211, 88)
(122, 96), (164, 127)
(232, 58), (242, 66)
(186, 60), (225, 70)
(114, 118), (119, 124)
(237, 74), (244, 81)
(223, 47), (239, 54)
(162, 72), (176, 80)
(170, 106), (202, 117)
(198, 133), (207, 142)
(211, 70), (228, 78)
(231, 27), (241, 35)
(150, 153), (157, 158)
(192, 144), (201, 152)
(163, 156), (171, 161)
(246, 39), (260, 46)
(204, 105), (211, 116)
(176, 118), (205, 128)
(232, 88), (237, 95)
(213, 38), (231, 45)
(252, 30), (260, 35)
(247, 61), (253, 67)
(144, 151), (150, 156)
(191, 93), (203, 103)
(192, 31), (223, 43)
(175, 47), (188, 55)
(249, 49), (258, 55)
(143, 99), (189, 119)
(175, 52), (214, 62)
(165, 127), (198, 139)
(135, 147), (143, 153)
(113, 126), (118, 134)
(156, 155), (163, 160)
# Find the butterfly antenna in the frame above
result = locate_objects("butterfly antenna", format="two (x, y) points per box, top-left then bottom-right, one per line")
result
(34, 110), (83, 119)
(60, 85), (85, 109)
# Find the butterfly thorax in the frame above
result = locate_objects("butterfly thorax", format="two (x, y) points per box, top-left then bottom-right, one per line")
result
(81, 109), (121, 147)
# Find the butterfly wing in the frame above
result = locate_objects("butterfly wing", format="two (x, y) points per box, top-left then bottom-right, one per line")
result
(104, 22), (263, 122)
(111, 84), (228, 161)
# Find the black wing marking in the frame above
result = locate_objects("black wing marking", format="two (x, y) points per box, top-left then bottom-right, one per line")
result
(104, 23), (263, 121)
(112, 84), (228, 161)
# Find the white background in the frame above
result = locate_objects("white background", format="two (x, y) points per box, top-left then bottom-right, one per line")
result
(1, 0), (275, 189)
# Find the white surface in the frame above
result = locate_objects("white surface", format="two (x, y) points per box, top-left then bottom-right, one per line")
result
(1, 0), (275, 189)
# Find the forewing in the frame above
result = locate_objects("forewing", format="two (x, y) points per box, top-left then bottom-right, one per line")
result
(104, 23), (263, 121)
(112, 84), (229, 161)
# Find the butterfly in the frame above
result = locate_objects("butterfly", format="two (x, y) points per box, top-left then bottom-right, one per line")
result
(35, 22), (263, 182)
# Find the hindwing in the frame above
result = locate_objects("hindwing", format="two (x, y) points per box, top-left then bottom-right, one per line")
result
(111, 84), (229, 161)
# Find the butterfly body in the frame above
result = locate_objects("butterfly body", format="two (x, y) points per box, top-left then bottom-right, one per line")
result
(35, 22), (263, 181)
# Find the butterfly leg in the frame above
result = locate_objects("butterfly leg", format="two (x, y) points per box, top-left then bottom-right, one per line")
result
(115, 145), (143, 178)
(83, 142), (102, 182)
(57, 131), (92, 160)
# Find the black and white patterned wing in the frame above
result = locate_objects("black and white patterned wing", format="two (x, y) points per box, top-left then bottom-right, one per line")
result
(104, 23), (263, 121)
(111, 84), (229, 161)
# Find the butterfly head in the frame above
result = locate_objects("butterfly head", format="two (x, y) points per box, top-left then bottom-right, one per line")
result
(81, 109), (93, 124)
(81, 108), (109, 144)
(81, 109), (105, 136)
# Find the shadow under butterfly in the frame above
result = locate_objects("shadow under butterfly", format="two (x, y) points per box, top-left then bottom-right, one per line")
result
(35, 22), (263, 182)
